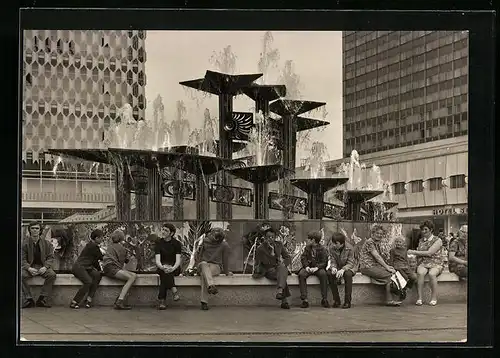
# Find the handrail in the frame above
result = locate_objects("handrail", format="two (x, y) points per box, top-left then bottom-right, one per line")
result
(21, 191), (115, 203)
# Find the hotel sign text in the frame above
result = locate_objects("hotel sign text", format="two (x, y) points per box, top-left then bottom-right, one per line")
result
(432, 207), (468, 216)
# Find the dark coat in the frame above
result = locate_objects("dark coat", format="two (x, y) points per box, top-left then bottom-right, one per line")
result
(21, 237), (55, 270)
(300, 244), (328, 270)
(328, 243), (356, 273)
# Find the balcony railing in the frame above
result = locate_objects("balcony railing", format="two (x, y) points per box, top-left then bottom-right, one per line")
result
(22, 191), (115, 203)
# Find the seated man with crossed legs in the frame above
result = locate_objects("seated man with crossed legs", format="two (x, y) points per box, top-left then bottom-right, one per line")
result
(195, 228), (233, 310)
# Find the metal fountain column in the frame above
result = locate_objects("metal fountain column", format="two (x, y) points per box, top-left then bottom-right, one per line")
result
(180, 71), (263, 220)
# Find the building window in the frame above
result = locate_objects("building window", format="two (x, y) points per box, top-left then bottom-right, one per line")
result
(410, 180), (424, 193)
(428, 177), (442, 191)
(393, 182), (405, 195)
(450, 174), (466, 189)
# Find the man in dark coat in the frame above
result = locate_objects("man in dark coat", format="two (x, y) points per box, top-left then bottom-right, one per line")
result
(253, 227), (291, 309)
(21, 222), (57, 308)
(297, 231), (330, 308)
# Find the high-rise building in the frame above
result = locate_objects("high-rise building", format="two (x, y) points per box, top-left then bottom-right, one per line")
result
(21, 30), (147, 223)
(342, 31), (468, 157)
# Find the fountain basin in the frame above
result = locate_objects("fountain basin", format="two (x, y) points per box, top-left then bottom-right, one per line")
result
(48, 148), (240, 176)
(229, 164), (292, 184)
(242, 84), (287, 102)
(290, 177), (349, 194)
(179, 70), (263, 95)
(291, 177), (349, 220)
(335, 190), (384, 203)
(269, 99), (326, 116)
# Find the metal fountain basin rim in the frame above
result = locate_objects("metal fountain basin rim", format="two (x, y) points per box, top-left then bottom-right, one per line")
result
(47, 148), (244, 175)
(290, 177), (350, 194)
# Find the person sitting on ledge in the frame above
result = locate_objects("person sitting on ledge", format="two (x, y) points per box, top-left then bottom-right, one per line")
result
(407, 220), (444, 306)
(102, 229), (137, 310)
(389, 236), (417, 299)
(448, 225), (467, 280)
(194, 228), (232, 310)
(327, 232), (356, 309)
(154, 223), (183, 310)
(70, 229), (104, 309)
(297, 231), (330, 308)
(21, 221), (57, 309)
(359, 224), (401, 307)
(253, 227), (292, 309)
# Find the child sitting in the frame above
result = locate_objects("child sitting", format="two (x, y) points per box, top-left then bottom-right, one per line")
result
(389, 236), (418, 298)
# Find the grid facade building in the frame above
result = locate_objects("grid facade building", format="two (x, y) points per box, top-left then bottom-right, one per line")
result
(22, 30), (147, 163)
(342, 31), (468, 157)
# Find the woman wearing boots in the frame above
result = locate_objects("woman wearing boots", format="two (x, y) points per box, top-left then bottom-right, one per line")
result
(102, 229), (137, 310)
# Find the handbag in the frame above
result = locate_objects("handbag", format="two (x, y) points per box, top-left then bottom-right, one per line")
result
(390, 270), (408, 300)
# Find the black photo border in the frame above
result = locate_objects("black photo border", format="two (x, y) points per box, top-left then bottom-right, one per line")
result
(4, 3), (495, 358)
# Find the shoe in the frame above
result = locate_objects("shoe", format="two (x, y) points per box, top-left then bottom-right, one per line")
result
(84, 300), (92, 308)
(385, 301), (401, 307)
(158, 300), (167, 310)
(429, 300), (438, 306)
(36, 297), (51, 308)
(69, 301), (80, 309)
(275, 289), (285, 300)
(201, 302), (209, 310)
(342, 302), (351, 309)
(321, 299), (330, 308)
(300, 300), (309, 308)
(114, 299), (131, 310)
(415, 299), (423, 306)
(207, 285), (218, 295)
(173, 293), (180, 301)
(22, 299), (35, 309)
(331, 301), (341, 308)
(280, 301), (290, 309)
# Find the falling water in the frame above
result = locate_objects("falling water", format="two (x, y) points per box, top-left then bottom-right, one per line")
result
(304, 141), (329, 178)
(247, 110), (278, 166)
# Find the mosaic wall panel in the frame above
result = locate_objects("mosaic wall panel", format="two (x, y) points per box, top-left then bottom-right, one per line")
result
(22, 30), (147, 162)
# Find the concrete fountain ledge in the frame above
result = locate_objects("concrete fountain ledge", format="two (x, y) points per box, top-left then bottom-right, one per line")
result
(26, 273), (466, 307)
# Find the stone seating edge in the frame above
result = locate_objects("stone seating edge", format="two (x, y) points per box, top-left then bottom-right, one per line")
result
(27, 272), (461, 286)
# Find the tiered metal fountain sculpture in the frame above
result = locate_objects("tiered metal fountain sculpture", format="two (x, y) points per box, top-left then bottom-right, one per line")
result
(180, 70), (263, 219)
(336, 150), (385, 221)
(291, 142), (349, 220)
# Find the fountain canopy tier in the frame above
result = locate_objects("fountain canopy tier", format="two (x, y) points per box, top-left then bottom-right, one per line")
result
(214, 140), (248, 153)
(229, 164), (292, 184)
(269, 99), (326, 116)
(48, 147), (241, 176)
(179, 70), (263, 95)
(280, 116), (329, 132)
(242, 84), (287, 102)
(290, 177), (349, 194)
(335, 190), (384, 203)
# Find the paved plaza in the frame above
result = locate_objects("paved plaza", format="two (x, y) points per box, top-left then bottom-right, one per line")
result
(20, 303), (467, 342)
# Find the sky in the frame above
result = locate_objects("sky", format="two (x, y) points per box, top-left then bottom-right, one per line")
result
(144, 31), (343, 162)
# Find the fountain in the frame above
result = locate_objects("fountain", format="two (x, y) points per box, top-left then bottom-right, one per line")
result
(179, 70), (263, 219)
(290, 142), (349, 220)
(336, 150), (385, 221)
(229, 110), (292, 219)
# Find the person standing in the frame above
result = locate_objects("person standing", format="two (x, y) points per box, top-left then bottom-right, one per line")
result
(102, 229), (137, 310)
(253, 227), (292, 309)
(21, 222), (57, 308)
(154, 223), (183, 310)
(70, 229), (104, 309)
(327, 232), (356, 309)
(448, 225), (468, 279)
(297, 231), (330, 308)
(194, 228), (232, 310)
